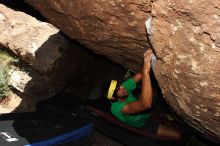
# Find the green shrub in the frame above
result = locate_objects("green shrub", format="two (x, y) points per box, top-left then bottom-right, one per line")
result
(0, 50), (19, 65)
(0, 65), (10, 98)
(0, 50), (19, 99)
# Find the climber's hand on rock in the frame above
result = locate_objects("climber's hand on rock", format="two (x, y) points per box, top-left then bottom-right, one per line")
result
(143, 50), (153, 74)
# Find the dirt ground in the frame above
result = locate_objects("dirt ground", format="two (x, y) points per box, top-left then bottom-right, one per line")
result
(92, 131), (124, 146)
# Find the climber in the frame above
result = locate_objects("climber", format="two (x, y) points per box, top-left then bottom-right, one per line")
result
(104, 50), (182, 140)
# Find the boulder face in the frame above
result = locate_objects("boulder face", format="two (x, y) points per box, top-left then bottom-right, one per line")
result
(0, 3), (95, 85)
(25, 0), (152, 70)
(0, 4), (67, 74)
(150, 0), (220, 142)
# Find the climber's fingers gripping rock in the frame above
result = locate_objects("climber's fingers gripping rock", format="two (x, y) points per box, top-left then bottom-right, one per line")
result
(143, 50), (153, 73)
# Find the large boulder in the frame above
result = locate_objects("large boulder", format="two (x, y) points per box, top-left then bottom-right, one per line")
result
(0, 4), (67, 74)
(0, 91), (38, 113)
(25, 0), (152, 70)
(8, 65), (63, 99)
(150, 0), (220, 142)
(0, 49), (63, 112)
(0, 3), (96, 84)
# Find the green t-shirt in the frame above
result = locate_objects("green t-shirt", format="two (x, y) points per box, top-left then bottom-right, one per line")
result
(111, 78), (150, 127)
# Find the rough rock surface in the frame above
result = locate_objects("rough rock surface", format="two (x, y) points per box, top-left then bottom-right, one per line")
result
(0, 4), (67, 74)
(0, 3), (97, 84)
(0, 91), (38, 113)
(150, 0), (220, 142)
(8, 65), (63, 99)
(25, 0), (152, 70)
(0, 92), (22, 113)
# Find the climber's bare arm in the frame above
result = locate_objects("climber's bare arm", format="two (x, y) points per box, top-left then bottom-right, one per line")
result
(122, 50), (153, 114)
